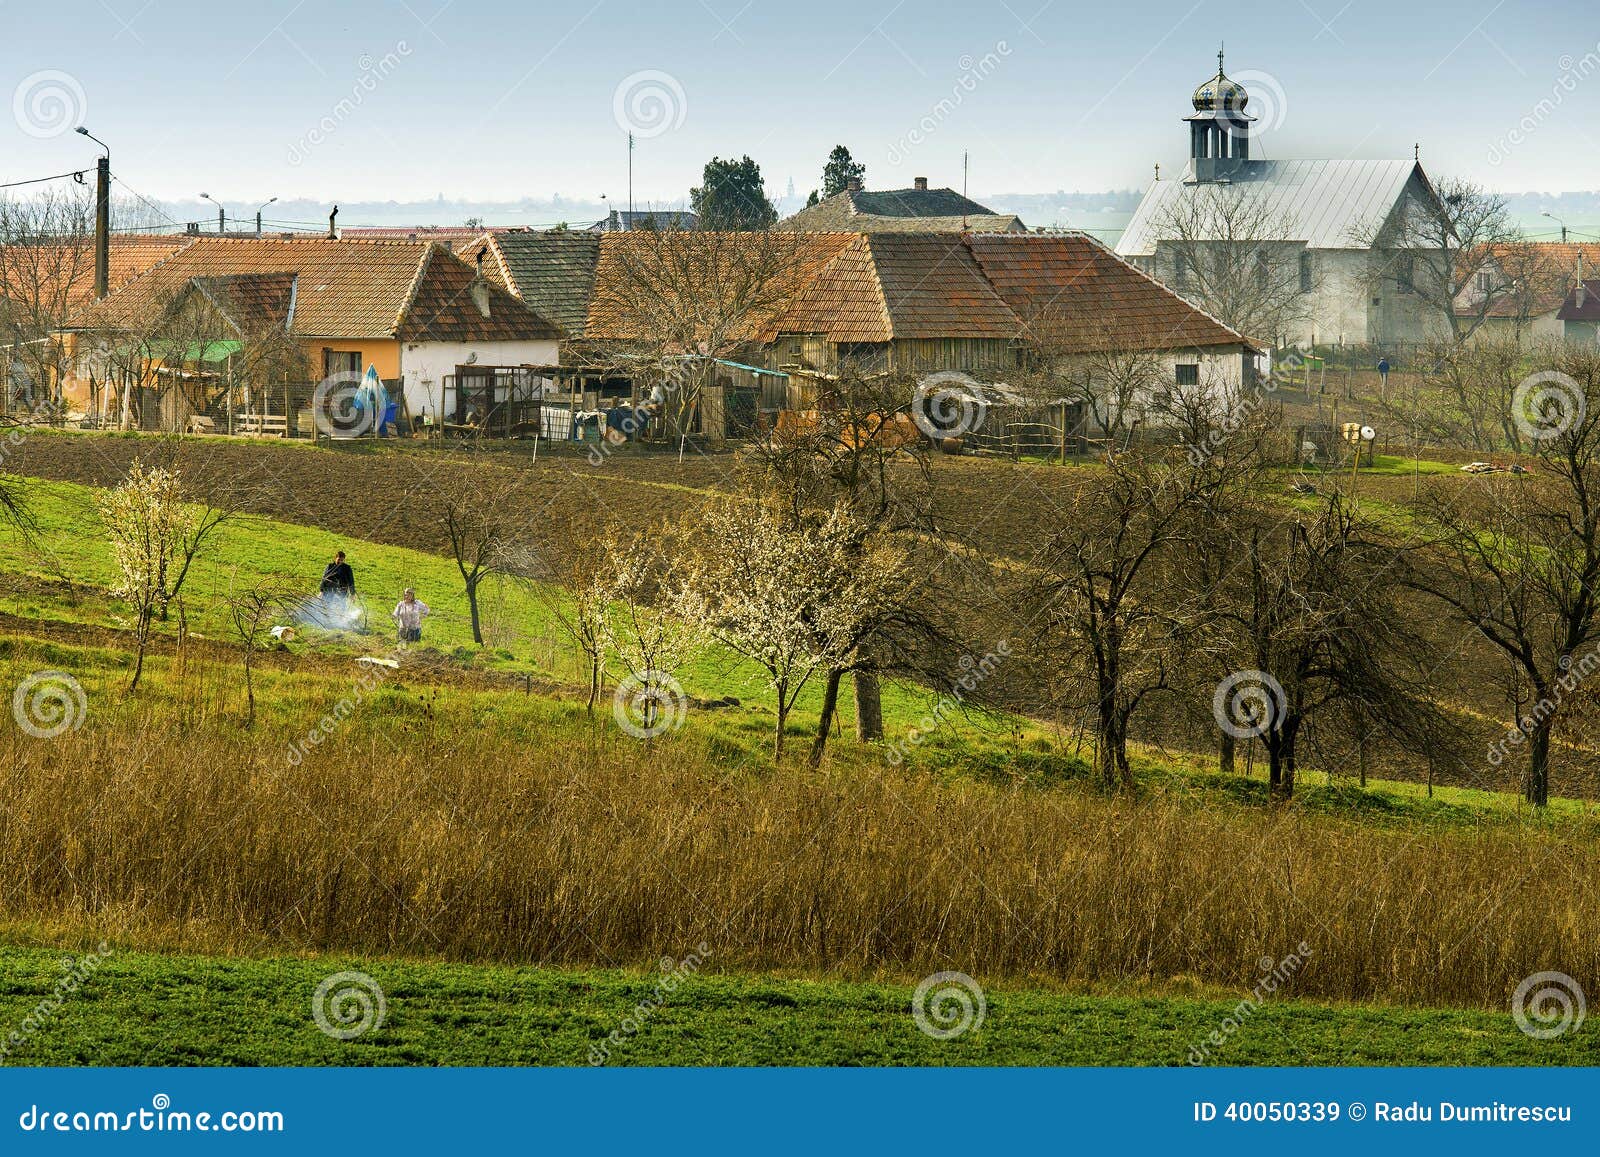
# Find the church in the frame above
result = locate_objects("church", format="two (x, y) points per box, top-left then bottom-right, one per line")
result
(1115, 53), (1452, 351)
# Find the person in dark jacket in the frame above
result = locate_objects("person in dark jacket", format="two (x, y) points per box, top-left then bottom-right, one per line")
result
(320, 550), (356, 600)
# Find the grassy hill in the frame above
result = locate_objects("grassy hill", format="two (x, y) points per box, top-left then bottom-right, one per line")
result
(1, 436), (1596, 1066)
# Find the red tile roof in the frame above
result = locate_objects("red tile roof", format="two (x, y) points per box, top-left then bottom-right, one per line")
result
(774, 232), (1254, 352)
(967, 233), (1253, 351)
(74, 236), (559, 342)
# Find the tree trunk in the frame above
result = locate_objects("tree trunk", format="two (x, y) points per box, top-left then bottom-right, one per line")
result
(1096, 715), (1132, 790)
(1525, 716), (1552, 807)
(852, 668), (883, 742)
(1218, 731), (1235, 776)
(466, 579), (484, 645)
(810, 668), (845, 768)
(244, 657), (255, 728)
(129, 611), (150, 693)
(586, 655), (600, 714)
(774, 702), (789, 761)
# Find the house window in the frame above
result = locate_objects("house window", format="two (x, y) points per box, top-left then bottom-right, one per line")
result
(1256, 250), (1271, 294)
(1172, 253), (1189, 290)
(1477, 272), (1492, 293)
(1299, 251), (1314, 294)
(1397, 254), (1415, 294)
(1175, 363), (1200, 387)
(323, 349), (361, 377)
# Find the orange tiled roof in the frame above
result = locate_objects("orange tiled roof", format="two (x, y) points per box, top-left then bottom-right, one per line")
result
(967, 232), (1254, 351)
(584, 231), (857, 344)
(0, 234), (190, 314)
(774, 232), (1254, 352)
(74, 236), (558, 342)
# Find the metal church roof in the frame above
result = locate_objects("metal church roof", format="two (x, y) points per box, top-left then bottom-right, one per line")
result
(1116, 159), (1431, 256)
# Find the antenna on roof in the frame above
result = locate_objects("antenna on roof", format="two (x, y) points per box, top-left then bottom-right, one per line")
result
(1154, 163), (1161, 182)
(1414, 142), (1420, 162)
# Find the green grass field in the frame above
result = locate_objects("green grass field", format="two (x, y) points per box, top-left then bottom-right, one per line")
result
(1, 460), (1595, 1067)
(1, 944), (1590, 1067)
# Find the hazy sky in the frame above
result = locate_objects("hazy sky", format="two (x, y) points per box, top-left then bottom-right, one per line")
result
(4, 0), (1599, 212)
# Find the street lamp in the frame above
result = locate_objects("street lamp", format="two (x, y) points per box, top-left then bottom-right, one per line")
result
(1543, 210), (1570, 243)
(199, 192), (226, 236)
(74, 126), (111, 299)
(254, 197), (277, 237)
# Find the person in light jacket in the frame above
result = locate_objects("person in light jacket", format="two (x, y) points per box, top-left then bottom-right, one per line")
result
(391, 588), (430, 645)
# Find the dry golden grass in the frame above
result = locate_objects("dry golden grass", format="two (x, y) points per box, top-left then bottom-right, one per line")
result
(1, 649), (1594, 1011)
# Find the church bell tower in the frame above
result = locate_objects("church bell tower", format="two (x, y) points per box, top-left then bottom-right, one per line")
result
(1187, 48), (1254, 182)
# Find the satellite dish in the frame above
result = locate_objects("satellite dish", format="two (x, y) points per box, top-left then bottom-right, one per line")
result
(1360, 425), (1376, 441)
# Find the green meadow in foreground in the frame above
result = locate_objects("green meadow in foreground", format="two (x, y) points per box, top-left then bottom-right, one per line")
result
(0, 945), (1591, 1067)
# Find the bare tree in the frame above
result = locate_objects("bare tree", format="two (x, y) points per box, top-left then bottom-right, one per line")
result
(0, 189), (94, 415)
(1148, 184), (1317, 346)
(587, 227), (819, 448)
(1215, 495), (1451, 799)
(1408, 348), (1600, 804)
(436, 459), (537, 646)
(228, 576), (293, 727)
(1352, 176), (1521, 344)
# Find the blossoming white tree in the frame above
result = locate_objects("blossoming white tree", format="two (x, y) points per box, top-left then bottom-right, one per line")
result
(680, 499), (910, 760)
(97, 462), (194, 691)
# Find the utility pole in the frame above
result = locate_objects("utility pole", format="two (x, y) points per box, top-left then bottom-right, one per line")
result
(627, 132), (634, 224)
(94, 155), (110, 298)
(75, 126), (111, 298)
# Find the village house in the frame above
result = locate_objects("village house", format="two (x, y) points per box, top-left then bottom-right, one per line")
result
(570, 227), (1253, 443)
(780, 177), (1026, 234)
(1, 233), (189, 414)
(768, 230), (1257, 439)
(68, 235), (561, 434)
(1116, 53), (1452, 349)
(1455, 242), (1600, 344)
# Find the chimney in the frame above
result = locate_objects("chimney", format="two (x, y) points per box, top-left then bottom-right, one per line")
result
(846, 178), (863, 193)
(327, 205), (339, 239)
(476, 245), (487, 276)
(913, 176), (928, 191)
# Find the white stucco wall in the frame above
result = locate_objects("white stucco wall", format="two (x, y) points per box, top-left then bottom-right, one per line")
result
(399, 339), (560, 422)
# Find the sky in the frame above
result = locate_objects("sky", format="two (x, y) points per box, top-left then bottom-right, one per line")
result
(4, 0), (1600, 217)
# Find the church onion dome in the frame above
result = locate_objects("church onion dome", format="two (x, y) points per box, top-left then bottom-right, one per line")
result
(1192, 55), (1248, 112)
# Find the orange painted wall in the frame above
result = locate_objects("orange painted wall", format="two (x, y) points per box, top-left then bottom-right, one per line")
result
(302, 339), (401, 380)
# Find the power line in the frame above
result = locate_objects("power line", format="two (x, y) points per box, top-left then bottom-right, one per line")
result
(0, 169), (88, 191)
